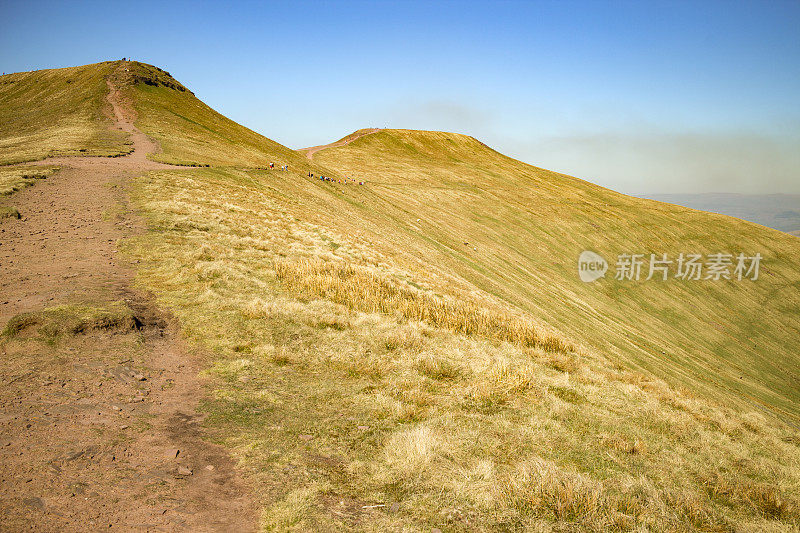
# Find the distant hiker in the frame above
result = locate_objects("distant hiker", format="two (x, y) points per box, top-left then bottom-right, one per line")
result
(269, 162), (274, 169)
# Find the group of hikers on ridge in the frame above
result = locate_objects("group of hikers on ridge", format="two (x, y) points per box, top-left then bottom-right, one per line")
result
(308, 171), (364, 185)
(268, 162), (289, 171)
(267, 161), (365, 185)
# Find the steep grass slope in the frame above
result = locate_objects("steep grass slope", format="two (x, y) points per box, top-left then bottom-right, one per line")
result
(115, 61), (311, 168)
(125, 164), (800, 531)
(114, 126), (799, 531)
(309, 130), (800, 423)
(0, 61), (129, 164)
(0, 60), (312, 170)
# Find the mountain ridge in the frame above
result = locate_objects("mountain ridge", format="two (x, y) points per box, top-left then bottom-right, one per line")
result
(2, 60), (799, 531)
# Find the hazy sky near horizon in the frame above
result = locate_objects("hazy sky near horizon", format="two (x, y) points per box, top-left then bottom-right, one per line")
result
(1, 0), (798, 195)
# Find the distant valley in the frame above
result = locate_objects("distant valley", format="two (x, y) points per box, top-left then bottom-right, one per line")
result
(643, 193), (800, 235)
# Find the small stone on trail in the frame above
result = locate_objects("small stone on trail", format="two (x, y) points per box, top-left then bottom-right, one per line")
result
(134, 374), (146, 381)
(119, 425), (129, 430)
(299, 434), (313, 441)
(357, 425), (369, 430)
(389, 502), (400, 512)
(177, 466), (192, 476)
(205, 464), (215, 471)
(165, 448), (180, 459)
(23, 497), (45, 510)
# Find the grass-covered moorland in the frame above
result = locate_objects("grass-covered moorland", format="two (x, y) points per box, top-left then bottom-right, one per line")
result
(2, 59), (798, 530)
(0, 62), (129, 164)
(123, 166), (800, 531)
(311, 130), (800, 423)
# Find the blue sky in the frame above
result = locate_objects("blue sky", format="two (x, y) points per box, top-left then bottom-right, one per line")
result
(1, 0), (798, 194)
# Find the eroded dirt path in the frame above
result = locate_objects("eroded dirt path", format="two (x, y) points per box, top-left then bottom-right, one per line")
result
(300, 128), (381, 160)
(0, 63), (257, 531)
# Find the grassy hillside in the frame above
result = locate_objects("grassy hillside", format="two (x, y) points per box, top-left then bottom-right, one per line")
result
(0, 61), (129, 164)
(114, 117), (798, 529)
(116, 62), (311, 168)
(4, 60), (798, 529)
(124, 164), (800, 531)
(0, 60), (313, 170)
(310, 129), (800, 423)
(115, 127), (799, 532)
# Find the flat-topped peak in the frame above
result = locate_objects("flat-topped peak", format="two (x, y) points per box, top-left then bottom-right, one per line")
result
(109, 60), (191, 94)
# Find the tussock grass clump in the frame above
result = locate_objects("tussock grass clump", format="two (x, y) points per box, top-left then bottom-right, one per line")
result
(382, 425), (442, 481)
(383, 322), (427, 352)
(416, 352), (463, 381)
(0, 206), (21, 219)
(498, 457), (626, 529)
(2, 302), (139, 339)
(275, 257), (571, 352)
(0, 166), (57, 196)
(700, 471), (799, 520)
(465, 358), (539, 409)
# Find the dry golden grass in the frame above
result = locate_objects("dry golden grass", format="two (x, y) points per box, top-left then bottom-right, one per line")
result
(275, 257), (570, 352)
